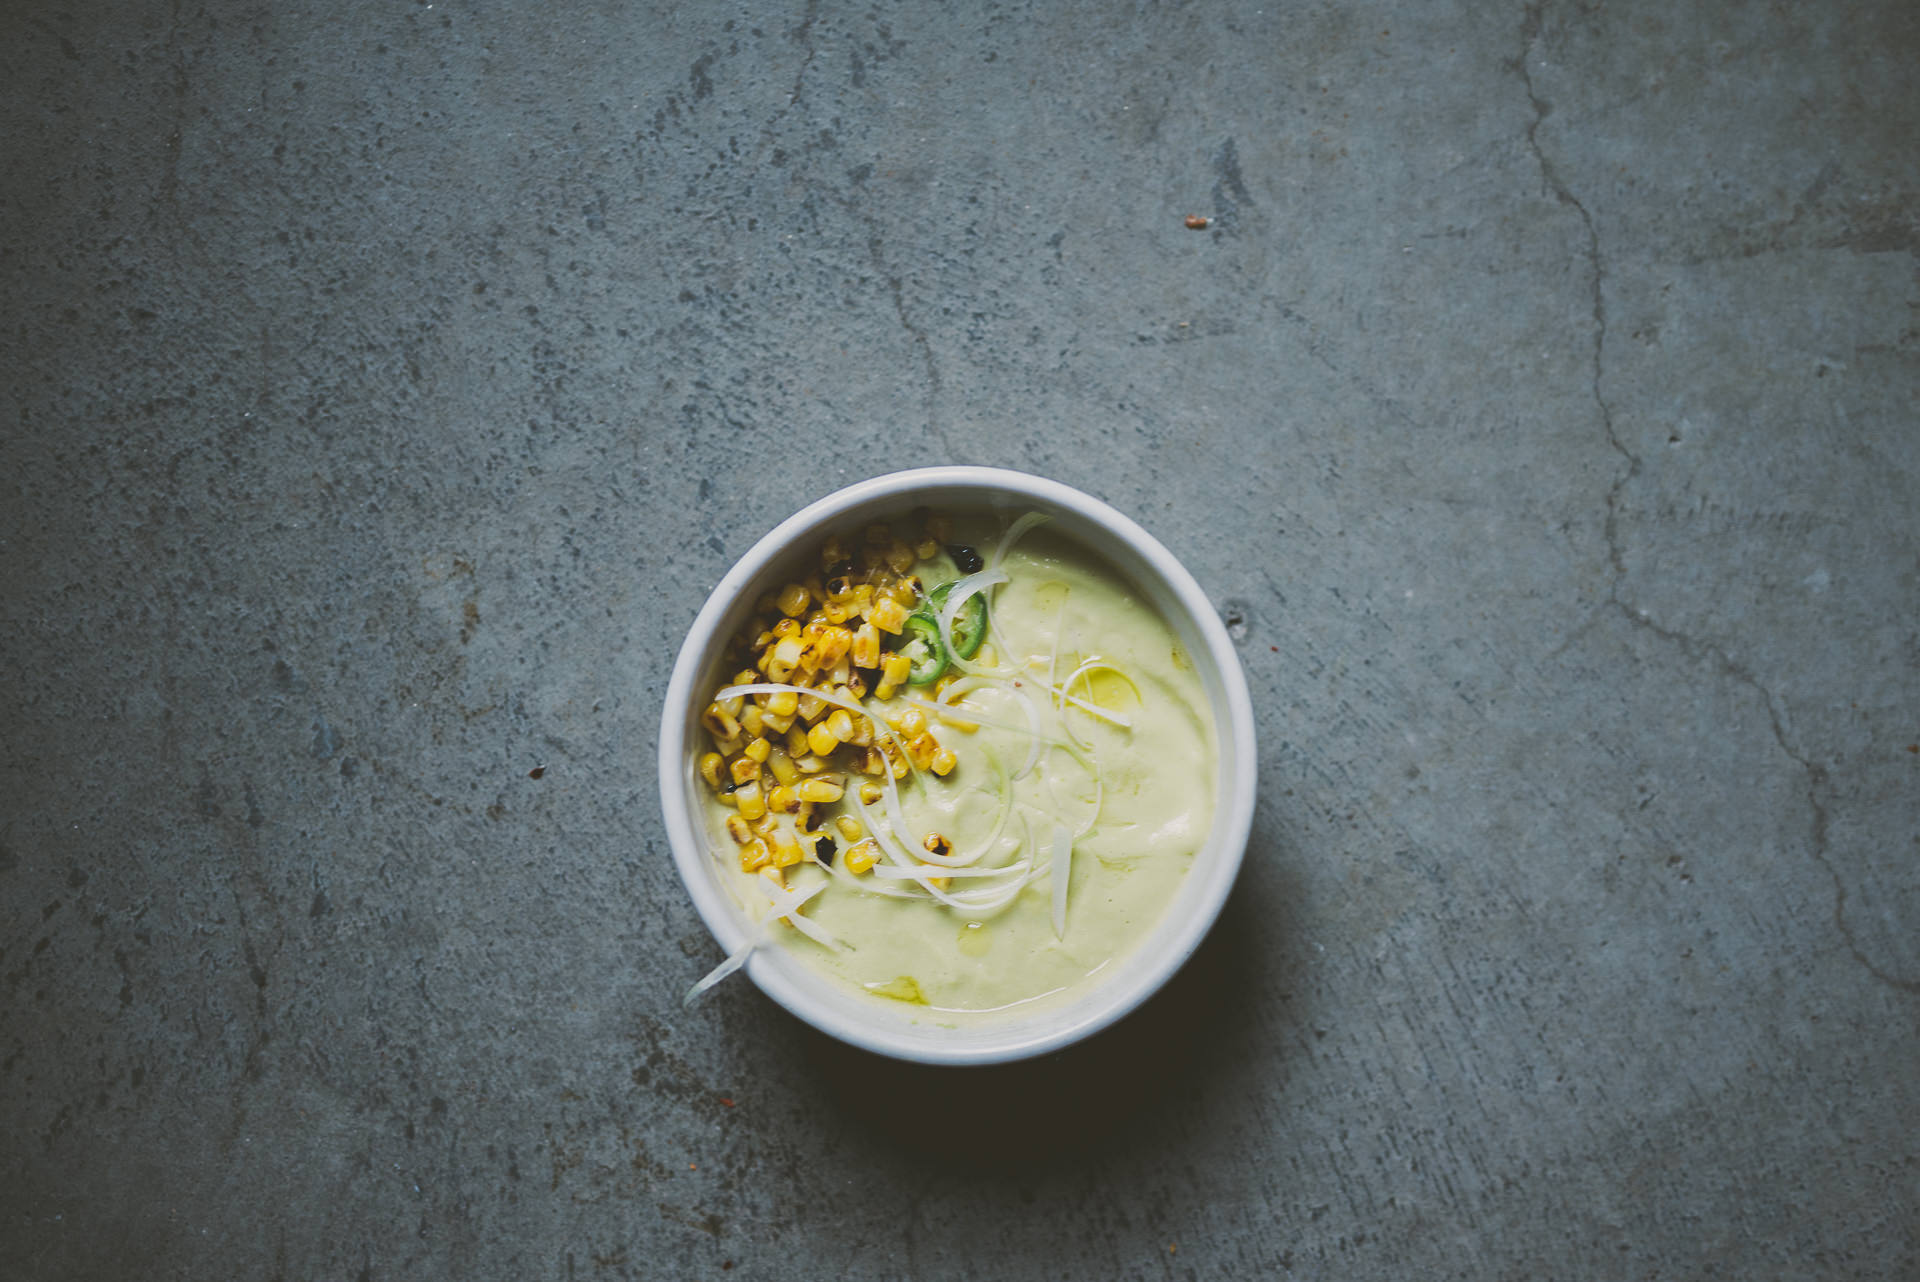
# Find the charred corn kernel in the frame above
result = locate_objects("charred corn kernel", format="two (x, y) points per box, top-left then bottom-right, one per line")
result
(729, 754), (761, 786)
(795, 800), (818, 830)
(859, 780), (884, 805)
(923, 832), (953, 857)
(712, 732), (744, 757)
(887, 575), (921, 607)
(765, 637), (804, 681)
(797, 692), (827, 723)
(776, 583), (811, 618)
(751, 810), (779, 836)
(827, 658), (853, 690)
(759, 863), (785, 888)
(823, 574), (854, 603)
(797, 778), (844, 803)
(931, 747), (958, 776)
(739, 704), (766, 738)
(825, 709), (855, 741)
(734, 668), (760, 687)
(768, 784), (800, 814)
(885, 540), (916, 574)
(843, 670), (869, 700)
(844, 838), (880, 875)
(846, 714), (874, 747)
(823, 602), (853, 625)
(860, 746), (886, 776)
(734, 781), (765, 821)
(702, 702), (741, 741)
(869, 597), (909, 634)
(761, 707), (795, 734)
(770, 830), (804, 868)
(766, 749), (801, 787)
(913, 536), (939, 560)
(794, 754), (830, 774)
(771, 617), (802, 640)
(889, 754), (908, 780)
(851, 584), (875, 615)
(925, 515), (952, 542)
(767, 690), (799, 718)
(851, 624), (881, 668)
(784, 725), (810, 758)
(743, 736), (771, 764)
(698, 752), (725, 789)
(907, 733), (939, 771)
(875, 652), (911, 699)
(725, 814), (752, 844)
(738, 838), (771, 872)
(714, 787), (738, 808)
(806, 722), (841, 756)
(817, 627), (853, 666)
(890, 707), (929, 738)
(834, 815), (865, 842)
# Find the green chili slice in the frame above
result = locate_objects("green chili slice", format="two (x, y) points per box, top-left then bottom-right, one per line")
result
(899, 613), (949, 685)
(927, 581), (988, 659)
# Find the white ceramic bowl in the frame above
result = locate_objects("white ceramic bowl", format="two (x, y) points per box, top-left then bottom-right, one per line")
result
(659, 467), (1256, 1064)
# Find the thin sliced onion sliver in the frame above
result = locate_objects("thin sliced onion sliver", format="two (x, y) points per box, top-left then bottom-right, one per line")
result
(872, 862), (1025, 881)
(859, 797), (1007, 909)
(684, 878), (831, 1006)
(1050, 823), (1073, 939)
(992, 511), (1051, 570)
(938, 568), (1012, 678)
(683, 928), (763, 1007)
(1008, 681), (1048, 779)
(1055, 658), (1138, 729)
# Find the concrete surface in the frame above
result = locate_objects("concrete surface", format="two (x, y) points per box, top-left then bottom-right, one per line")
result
(3, 0), (1916, 1277)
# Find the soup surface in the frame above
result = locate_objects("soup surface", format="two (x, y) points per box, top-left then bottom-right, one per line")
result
(693, 513), (1215, 1017)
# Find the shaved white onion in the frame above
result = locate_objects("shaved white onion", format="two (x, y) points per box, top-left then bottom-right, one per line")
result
(683, 878), (832, 1006)
(761, 877), (838, 950)
(683, 928), (763, 1007)
(1050, 824), (1073, 939)
(872, 862), (1024, 880)
(1054, 658), (1137, 729)
(937, 568), (1012, 678)
(992, 511), (1051, 569)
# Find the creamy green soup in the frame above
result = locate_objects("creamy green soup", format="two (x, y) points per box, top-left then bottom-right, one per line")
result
(702, 517), (1215, 1016)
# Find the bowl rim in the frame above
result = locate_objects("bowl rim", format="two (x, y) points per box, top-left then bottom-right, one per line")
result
(659, 466), (1257, 1064)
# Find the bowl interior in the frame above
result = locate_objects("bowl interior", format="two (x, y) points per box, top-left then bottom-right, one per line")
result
(662, 469), (1254, 1064)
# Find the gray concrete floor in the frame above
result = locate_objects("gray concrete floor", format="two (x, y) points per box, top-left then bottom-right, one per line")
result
(3, 1), (1916, 1278)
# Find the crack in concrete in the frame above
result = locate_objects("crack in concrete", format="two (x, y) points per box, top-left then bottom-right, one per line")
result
(1515, 1), (1635, 580)
(786, 0), (821, 107)
(861, 226), (957, 460)
(1605, 599), (1917, 994)
(1517, 3), (1915, 996)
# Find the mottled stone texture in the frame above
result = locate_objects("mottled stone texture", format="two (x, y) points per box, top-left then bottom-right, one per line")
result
(2, 0), (1915, 1278)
